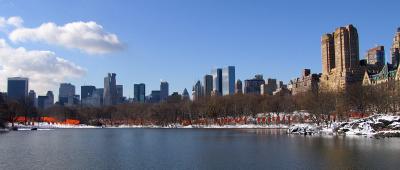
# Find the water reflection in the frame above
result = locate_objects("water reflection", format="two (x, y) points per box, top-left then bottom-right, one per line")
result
(0, 129), (399, 170)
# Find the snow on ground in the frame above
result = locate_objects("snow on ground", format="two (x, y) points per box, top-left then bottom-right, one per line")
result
(9, 122), (289, 129)
(288, 114), (400, 137)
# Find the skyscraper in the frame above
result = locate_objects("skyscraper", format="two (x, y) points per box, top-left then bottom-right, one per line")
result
(321, 24), (363, 90)
(211, 68), (222, 96)
(160, 81), (169, 102)
(391, 27), (400, 67)
(134, 83), (146, 103)
(235, 79), (243, 94)
(203, 74), (213, 96)
(103, 73), (117, 106)
(365, 46), (385, 65)
(7, 77), (28, 102)
(59, 83), (75, 106)
(222, 66), (235, 96)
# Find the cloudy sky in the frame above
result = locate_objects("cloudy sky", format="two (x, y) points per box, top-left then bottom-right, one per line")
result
(0, 0), (399, 97)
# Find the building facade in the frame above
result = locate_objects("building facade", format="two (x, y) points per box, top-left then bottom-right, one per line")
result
(289, 69), (320, 95)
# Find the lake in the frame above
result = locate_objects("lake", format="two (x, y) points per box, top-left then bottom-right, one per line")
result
(0, 129), (400, 170)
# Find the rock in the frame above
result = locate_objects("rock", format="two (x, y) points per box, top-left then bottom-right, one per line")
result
(378, 119), (393, 126)
(370, 122), (385, 130)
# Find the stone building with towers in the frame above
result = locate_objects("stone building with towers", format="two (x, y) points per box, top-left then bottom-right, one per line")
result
(320, 24), (365, 90)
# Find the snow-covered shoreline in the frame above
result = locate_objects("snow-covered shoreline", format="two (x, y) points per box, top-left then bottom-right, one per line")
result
(8, 122), (289, 130)
(5, 114), (400, 138)
(288, 114), (400, 138)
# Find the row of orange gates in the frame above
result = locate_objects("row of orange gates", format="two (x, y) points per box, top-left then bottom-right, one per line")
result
(14, 116), (80, 125)
(256, 116), (291, 124)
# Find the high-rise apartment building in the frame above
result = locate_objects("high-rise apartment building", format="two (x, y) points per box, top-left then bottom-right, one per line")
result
(7, 77), (28, 102)
(321, 24), (363, 90)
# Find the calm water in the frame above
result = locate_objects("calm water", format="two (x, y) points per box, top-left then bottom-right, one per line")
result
(1, 129), (400, 170)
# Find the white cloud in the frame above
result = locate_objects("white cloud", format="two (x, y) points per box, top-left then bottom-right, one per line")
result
(6, 16), (23, 28)
(0, 39), (86, 94)
(9, 21), (122, 54)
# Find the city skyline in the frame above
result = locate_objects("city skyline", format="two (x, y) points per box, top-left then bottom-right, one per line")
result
(0, 0), (400, 98)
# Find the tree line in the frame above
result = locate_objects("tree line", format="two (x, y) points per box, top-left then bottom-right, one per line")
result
(0, 82), (399, 127)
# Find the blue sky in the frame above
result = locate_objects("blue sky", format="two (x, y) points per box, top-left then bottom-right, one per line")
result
(0, 0), (399, 97)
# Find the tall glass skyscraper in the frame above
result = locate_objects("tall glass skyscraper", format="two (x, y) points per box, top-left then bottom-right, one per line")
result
(211, 68), (222, 96)
(7, 77), (29, 102)
(222, 66), (235, 96)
